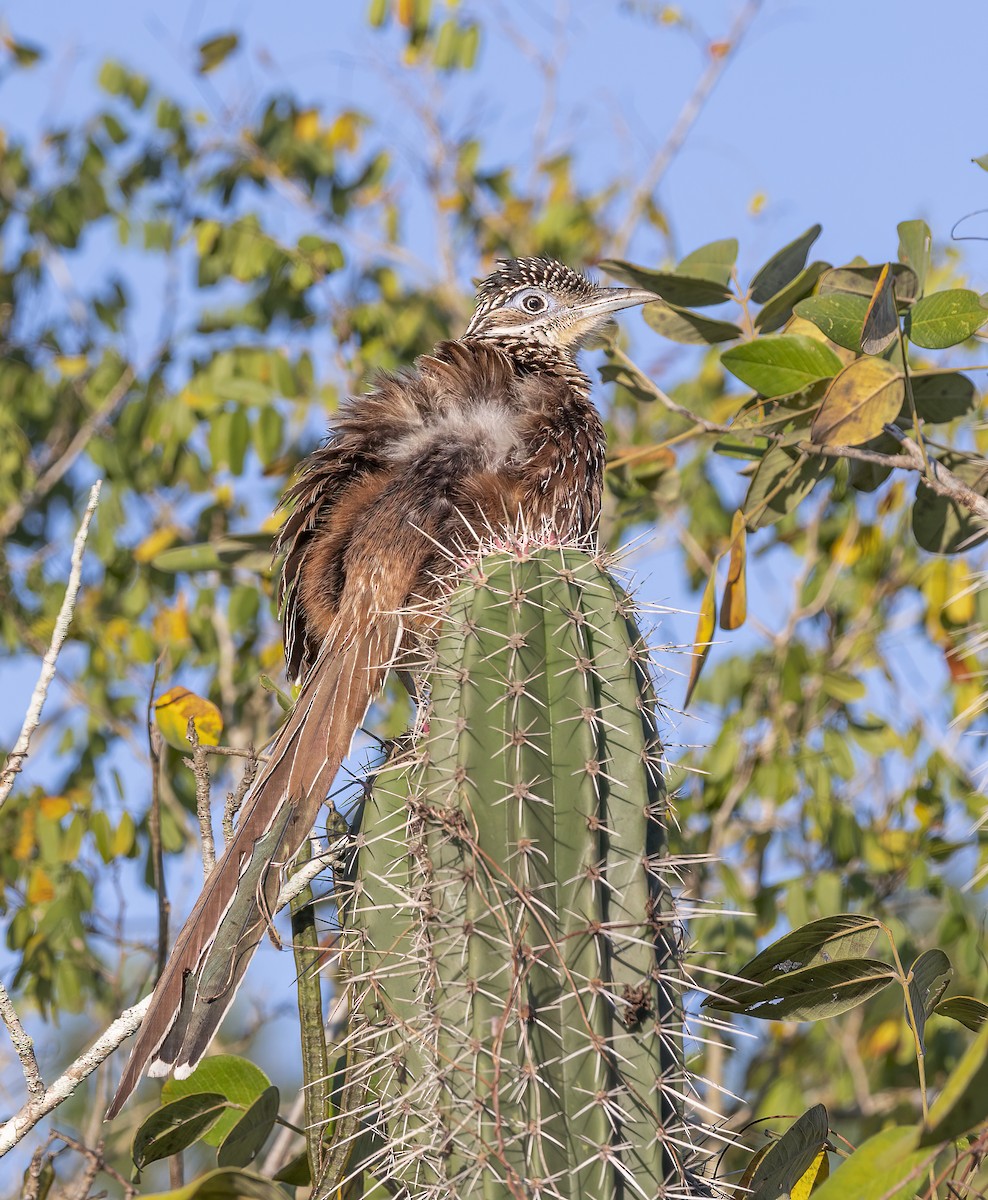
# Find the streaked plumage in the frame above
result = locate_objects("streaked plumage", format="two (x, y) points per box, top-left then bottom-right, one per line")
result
(106, 257), (656, 1118)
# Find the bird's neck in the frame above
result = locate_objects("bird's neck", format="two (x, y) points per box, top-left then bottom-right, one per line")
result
(462, 335), (592, 401)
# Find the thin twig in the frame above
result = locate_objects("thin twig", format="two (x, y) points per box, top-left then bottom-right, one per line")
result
(223, 746), (259, 844)
(0, 980), (44, 1098)
(0, 481), (102, 810)
(186, 721), (216, 879)
(147, 661), (170, 981)
(611, 0), (763, 256)
(883, 425), (988, 521)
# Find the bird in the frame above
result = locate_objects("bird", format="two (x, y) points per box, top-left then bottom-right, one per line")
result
(106, 256), (657, 1118)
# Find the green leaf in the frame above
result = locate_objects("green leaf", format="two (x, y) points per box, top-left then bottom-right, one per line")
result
(642, 298), (741, 344)
(821, 262), (919, 308)
(133, 1093), (228, 1169)
(810, 358), (905, 446)
(909, 370), (978, 423)
(706, 916), (888, 1015)
(750, 224), (822, 304)
(742, 445), (831, 529)
(897, 220), (932, 294)
(216, 1085), (280, 1168)
(197, 33), (239, 74)
(747, 1104), (829, 1200)
(911, 452), (988, 554)
(794, 293), (869, 351)
(809, 1127), (934, 1200)
(273, 1151), (311, 1185)
(137, 1168), (288, 1200)
(920, 1015), (988, 1144)
(754, 261), (830, 333)
(935, 995), (988, 1031)
(904, 288), (988, 348)
(676, 237), (739, 285)
(906, 949), (952, 1051)
(162, 1057), (272, 1147)
(4, 37), (43, 67)
(152, 534), (274, 575)
(705, 957), (896, 1020)
(722, 335), (842, 397)
(599, 259), (732, 307)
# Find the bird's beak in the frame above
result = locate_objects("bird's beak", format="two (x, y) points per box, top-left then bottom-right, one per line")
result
(579, 286), (660, 319)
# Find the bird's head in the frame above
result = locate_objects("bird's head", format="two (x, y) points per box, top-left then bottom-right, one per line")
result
(463, 257), (657, 357)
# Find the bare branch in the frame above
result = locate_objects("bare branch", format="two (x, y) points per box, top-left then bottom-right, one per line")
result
(0, 994), (152, 1157)
(0, 980), (44, 1098)
(884, 425), (988, 521)
(186, 721), (217, 880)
(0, 481), (102, 810)
(223, 746), (259, 844)
(611, 0), (763, 257)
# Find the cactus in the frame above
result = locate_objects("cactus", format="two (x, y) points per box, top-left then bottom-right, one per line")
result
(335, 544), (691, 1199)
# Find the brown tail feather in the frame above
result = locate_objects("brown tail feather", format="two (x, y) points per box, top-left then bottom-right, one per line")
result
(106, 616), (399, 1118)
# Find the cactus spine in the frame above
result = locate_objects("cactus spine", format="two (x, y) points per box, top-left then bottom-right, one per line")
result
(339, 545), (689, 1199)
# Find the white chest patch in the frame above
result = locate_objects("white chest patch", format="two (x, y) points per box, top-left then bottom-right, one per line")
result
(386, 401), (523, 470)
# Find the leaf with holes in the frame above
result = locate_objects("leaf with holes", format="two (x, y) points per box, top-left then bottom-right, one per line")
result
(705, 957), (896, 1020)
(794, 293), (869, 351)
(904, 288), (988, 348)
(906, 949), (952, 1051)
(750, 224), (822, 303)
(935, 995), (988, 1031)
(721, 335), (843, 397)
(810, 358), (905, 446)
(714, 914), (884, 992)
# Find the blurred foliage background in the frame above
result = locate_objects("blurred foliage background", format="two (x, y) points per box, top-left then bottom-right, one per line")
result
(1, 0), (988, 1193)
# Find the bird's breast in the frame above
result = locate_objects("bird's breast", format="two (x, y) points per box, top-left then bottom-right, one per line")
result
(382, 401), (524, 474)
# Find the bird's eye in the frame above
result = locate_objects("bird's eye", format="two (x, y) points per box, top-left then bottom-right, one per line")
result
(521, 292), (548, 314)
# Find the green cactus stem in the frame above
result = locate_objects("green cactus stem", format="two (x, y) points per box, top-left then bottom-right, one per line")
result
(336, 545), (690, 1199)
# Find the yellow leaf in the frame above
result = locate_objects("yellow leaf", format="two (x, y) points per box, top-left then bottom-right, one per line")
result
(294, 108), (320, 141)
(153, 597), (190, 647)
(685, 559), (719, 707)
(748, 190), (768, 217)
(863, 1016), (902, 1059)
(53, 354), (87, 378)
(810, 357), (905, 446)
(328, 112), (360, 151)
(27, 866), (55, 905)
(154, 686), (223, 751)
(13, 810), (36, 861)
(134, 526), (179, 564)
(720, 510), (747, 631)
(790, 1146), (829, 1200)
(39, 795), (72, 819)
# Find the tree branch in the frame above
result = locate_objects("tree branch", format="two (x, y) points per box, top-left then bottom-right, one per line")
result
(0, 481), (102, 810)
(0, 980), (44, 1098)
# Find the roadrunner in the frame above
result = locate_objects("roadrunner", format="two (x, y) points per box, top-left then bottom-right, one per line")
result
(107, 257), (656, 1117)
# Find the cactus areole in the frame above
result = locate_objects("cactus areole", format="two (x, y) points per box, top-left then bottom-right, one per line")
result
(338, 546), (687, 1199)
